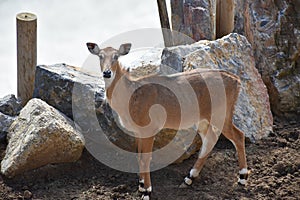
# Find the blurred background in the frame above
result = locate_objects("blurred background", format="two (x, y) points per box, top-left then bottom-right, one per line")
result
(0, 0), (169, 97)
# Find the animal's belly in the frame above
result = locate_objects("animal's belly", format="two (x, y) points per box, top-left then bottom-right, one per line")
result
(164, 117), (199, 130)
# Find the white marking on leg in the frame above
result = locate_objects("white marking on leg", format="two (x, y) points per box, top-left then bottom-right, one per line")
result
(139, 186), (145, 192)
(142, 195), (150, 200)
(138, 179), (145, 193)
(146, 186), (152, 192)
(239, 168), (248, 175)
(141, 187), (152, 200)
(238, 178), (247, 185)
(190, 168), (200, 178)
(238, 168), (249, 185)
(198, 138), (208, 158)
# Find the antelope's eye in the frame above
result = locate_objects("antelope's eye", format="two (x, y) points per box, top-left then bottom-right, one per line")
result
(112, 54), (119, 60)
(99, 54), (104, 59)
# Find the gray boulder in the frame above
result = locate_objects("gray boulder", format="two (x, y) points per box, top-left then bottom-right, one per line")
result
(161, 33), (273, 141)
(1, 98), (85, 178)
(0, 112), (15, 143)
(0, 94), (22, 143)
(0, 94), (22, 116)
(32, 64), (126, 148)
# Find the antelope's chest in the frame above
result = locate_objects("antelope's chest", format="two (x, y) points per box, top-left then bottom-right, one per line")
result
(108, 99), (137, 132)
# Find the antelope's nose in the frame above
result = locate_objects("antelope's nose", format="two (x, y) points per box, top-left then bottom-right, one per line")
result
(103, 70), (111, 78)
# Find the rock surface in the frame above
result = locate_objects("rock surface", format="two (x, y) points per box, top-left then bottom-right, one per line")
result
(243, 0), (300, 119)
(171, 0), (215, 42)
(1, 98), (85, 177)
(0, 94), (22, 116)
(0, 112), (15, 143)
(161, 33), (273, 141)
(33, 64), (201, 164)
(233, 0), (245, 34)
(0, 94), (22, 143)
(171, 0), (300, 119)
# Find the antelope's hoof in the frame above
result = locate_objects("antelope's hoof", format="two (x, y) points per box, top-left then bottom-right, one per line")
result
(238, 168), (250, 186)
(141, 194), (150, 200)
(179, 176), (193, 188)
(238, 178), (247, 186)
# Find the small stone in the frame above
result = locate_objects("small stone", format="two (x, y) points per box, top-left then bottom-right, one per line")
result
(96, 189), (104, 195)
(23, 190), (32, 199)
(22, 185), (29, 190)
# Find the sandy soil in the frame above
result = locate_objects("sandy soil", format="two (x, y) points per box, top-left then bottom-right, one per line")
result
(0, 118), (299, 200)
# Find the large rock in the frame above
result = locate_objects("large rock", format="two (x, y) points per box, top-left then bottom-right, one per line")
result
(0, 94), (22, 116)
(243, 0), (300, 119)
(33, 64), (129, 149)
(171, 0), (216, 42)
(171, 0), (300, 119)
(0, 94), (22, 143)
(1, 98), (85, 177)
(233, 0), (245, 34)
(33, 64), (201, 164)
(161, 33), (273, 141)
(0, 112), (15, 143)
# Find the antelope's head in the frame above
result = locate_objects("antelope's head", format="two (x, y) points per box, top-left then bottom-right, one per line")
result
(86, 42), (131, 86)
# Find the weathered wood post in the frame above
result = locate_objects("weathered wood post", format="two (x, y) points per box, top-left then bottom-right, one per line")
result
(16, 12), (37, 106)
(216, 0), (234, 38)
(157, 0), (173, 47)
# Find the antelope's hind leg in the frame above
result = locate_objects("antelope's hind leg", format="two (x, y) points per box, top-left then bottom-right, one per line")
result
(181, 123), (220, 187)
(222, 123), (249, 185)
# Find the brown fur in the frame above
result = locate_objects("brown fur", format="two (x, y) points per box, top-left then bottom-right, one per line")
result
(106, 62), (247, 191)
(87, 44), (248, 198)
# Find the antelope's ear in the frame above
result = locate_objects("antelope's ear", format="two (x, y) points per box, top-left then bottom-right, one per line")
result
(119, 43), (132, 55)
(86, 42), (100, 55)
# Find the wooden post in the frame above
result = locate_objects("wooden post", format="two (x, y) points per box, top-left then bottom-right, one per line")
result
(17, 12), (37, 106)
(210, 0), (217, 40)
(157, 0), (173, 47)
(216, 0), (234, 38)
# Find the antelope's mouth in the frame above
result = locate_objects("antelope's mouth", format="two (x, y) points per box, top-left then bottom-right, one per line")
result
(103, 74), (111, 79)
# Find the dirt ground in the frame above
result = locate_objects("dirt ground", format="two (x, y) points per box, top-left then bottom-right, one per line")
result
(0, 118), (299, 200)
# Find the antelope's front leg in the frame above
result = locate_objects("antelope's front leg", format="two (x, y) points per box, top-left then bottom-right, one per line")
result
(136, 138), (146, 193)
(138, 137), (154, 200)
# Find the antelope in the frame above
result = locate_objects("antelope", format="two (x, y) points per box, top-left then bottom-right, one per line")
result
(86, 42), (249, 200)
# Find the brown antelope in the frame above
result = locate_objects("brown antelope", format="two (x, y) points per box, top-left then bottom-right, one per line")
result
(86, 42), (249, 200)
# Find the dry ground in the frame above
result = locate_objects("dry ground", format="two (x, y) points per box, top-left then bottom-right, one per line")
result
(0, 118), (299, 200)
